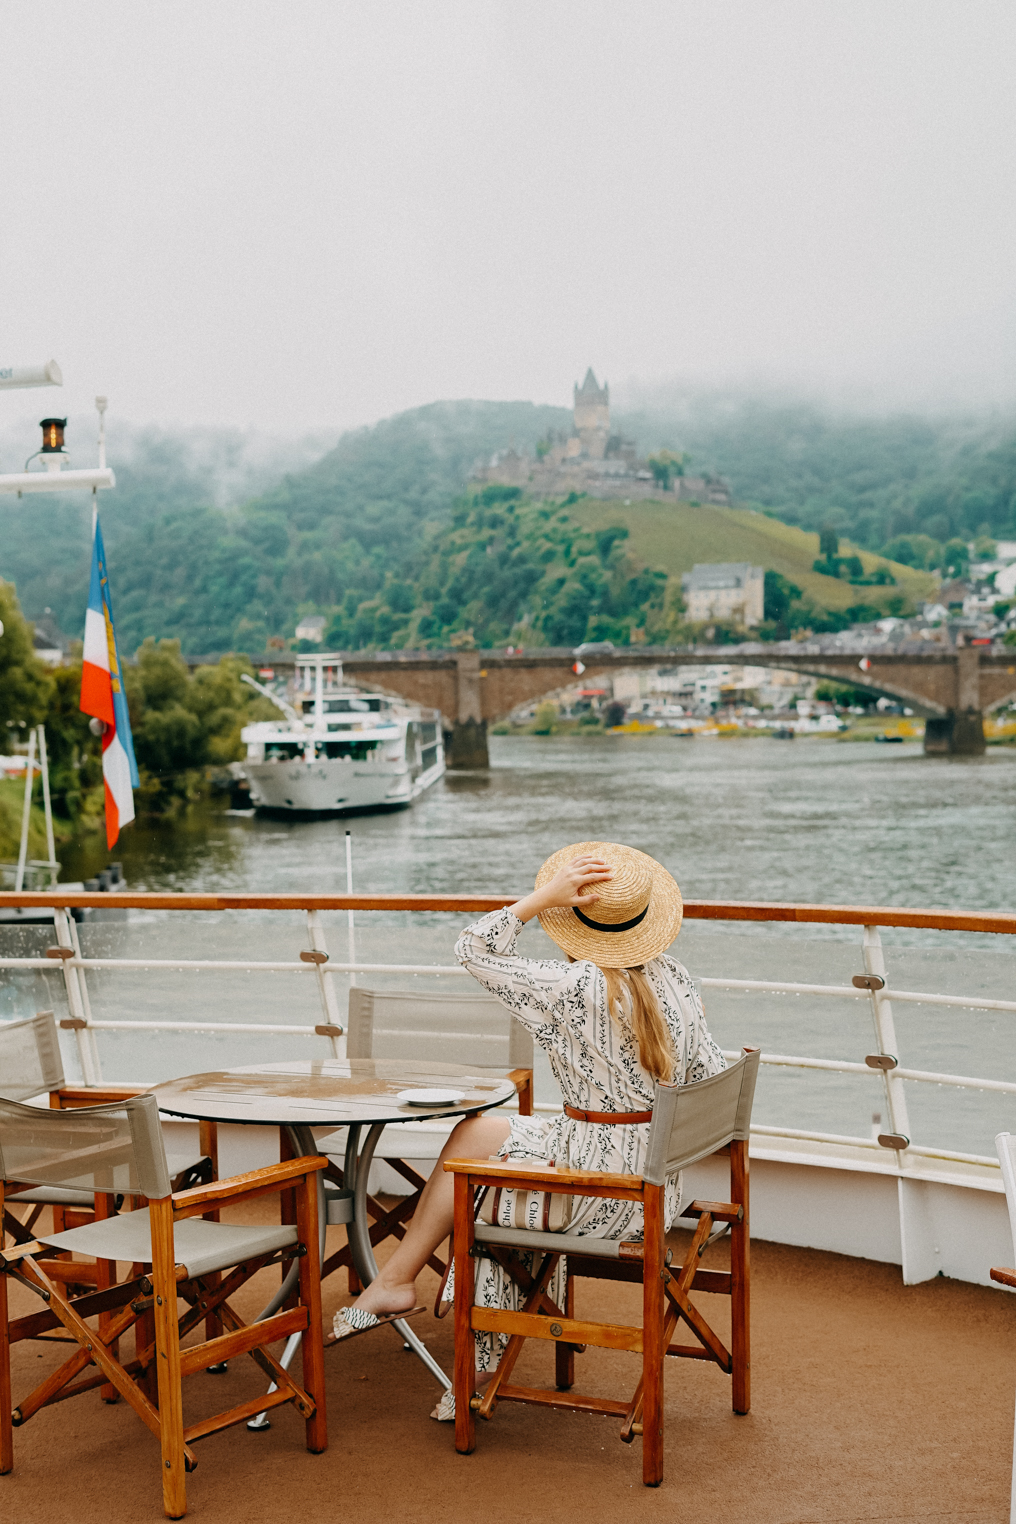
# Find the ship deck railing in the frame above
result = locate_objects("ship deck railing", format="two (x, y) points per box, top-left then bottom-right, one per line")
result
(1, 889), (1015, 1286)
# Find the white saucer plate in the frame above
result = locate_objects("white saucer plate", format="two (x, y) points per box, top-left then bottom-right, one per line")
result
(396, 1087), (467, 1106)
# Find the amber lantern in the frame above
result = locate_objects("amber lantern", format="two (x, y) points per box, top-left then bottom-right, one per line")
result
(40, 418), (67, 453)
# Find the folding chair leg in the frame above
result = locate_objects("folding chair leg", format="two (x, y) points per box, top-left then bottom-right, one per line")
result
(198, 1121), (223, 1342)
(555, 1272), (575, 1390)
(95, 1192), (119, 1403)
(0, 1262), (12, 1476)
(730, 1139), (750, 1415)
(452, 1175), (476, 1455)
(296, 1174), (327, 1454)
(641, 1186), (665, 1487)
(149, 1199), (187, 1520)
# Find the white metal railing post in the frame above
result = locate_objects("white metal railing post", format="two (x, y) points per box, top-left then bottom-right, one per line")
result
(13, 727), (37, 892)
(862, 925), (912, 1155)
(52, 908), (102, 1084)
(345, 830), (356, 989)
(306, 910), (344, 1057)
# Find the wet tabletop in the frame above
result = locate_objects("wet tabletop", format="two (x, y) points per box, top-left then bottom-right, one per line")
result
(153, 1058), (517, 1126)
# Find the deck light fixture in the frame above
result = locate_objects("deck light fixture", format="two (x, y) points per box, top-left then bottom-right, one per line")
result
(40, 418), (68, 454)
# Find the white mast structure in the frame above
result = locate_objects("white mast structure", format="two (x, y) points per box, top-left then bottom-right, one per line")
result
(0, 361), (115, 887)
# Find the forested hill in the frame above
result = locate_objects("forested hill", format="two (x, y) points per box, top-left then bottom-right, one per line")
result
(628, 394), (1016, 554)
(0, 392), (1013, 656)
(0, 400), (568, 654)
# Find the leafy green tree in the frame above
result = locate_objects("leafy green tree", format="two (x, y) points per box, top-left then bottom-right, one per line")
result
(940, 538), (969, 577)
(763, 570), (802, 628)
(44, 662), (103, 820)
(647, 450), (686, 491)
(0, 582), (53, 740)
(124, 640), (273, 812)
(819, 525), (839, 558)
(531, 702), (557, 734)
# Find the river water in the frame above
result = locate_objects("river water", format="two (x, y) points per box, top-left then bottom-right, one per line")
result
(4, 734), (1016, 1156)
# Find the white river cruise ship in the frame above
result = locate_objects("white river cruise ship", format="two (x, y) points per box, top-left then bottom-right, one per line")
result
(238, 652), (445, 814)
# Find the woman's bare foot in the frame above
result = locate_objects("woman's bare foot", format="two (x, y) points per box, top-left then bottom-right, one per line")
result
(347, 1273), (418, 1319)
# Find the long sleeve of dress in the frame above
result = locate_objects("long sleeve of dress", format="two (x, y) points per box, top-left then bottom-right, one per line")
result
(454, 906), (598, 1044)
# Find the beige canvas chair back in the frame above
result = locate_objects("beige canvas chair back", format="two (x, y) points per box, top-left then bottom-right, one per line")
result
(347, 987), (534, 1070)
(0, 1011), (65, 1103)
(995, 1133), (1016, 1262)
(643, 1048), (760, 1186)
(0, 1090), (172, 1200)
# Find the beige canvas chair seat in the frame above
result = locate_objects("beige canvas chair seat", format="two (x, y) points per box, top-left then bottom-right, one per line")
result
(37, 1213), (299, 1282)
(4, 1184), (94, 1207)
(445, 1047), (760, 1489)
(474, 1222), (645, 1259)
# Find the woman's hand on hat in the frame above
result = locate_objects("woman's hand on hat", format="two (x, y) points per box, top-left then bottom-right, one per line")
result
(510, 856), (614, 925)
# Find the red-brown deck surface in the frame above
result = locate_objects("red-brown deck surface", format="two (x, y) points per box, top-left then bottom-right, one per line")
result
(3, 1200), (1014, 1523)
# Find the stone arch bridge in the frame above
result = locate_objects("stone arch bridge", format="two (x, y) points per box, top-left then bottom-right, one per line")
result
(333, 645), (1016, 766)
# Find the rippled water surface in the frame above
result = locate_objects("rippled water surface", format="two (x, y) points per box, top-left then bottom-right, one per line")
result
(6, 735), (1016, 1154)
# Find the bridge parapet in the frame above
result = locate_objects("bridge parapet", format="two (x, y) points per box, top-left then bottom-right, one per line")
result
(252, 645), (1016, 765)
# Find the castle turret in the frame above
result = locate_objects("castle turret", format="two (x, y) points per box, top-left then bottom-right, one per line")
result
(573, 367), (610, 459)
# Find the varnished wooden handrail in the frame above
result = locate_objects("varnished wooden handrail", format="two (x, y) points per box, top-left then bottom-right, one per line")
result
(0, 890), (1013, 934)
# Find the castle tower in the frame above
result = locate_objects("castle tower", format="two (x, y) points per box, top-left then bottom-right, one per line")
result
(573, 367), (610, 459)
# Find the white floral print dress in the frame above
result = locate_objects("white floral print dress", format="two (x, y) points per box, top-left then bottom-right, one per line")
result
(453, 906), (726, 1371)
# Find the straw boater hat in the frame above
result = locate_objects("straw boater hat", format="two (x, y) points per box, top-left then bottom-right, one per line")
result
(535, 841), (683, 969)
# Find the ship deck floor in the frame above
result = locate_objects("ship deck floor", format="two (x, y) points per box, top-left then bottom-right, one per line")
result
(4, 1199), (1014, 1524)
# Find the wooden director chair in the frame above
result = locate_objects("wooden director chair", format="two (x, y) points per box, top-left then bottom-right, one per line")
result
(0, 1090), (327, 1519)
(319, 987), (533, 1296)
(445, 1047), (760, 1488)
(0, 1011), (214, 1261)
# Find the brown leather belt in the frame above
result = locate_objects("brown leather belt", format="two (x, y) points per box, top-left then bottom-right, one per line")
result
(564, 1104), (653, 1125)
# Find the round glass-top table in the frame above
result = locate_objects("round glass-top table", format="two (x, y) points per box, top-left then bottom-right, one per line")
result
(154, 1059), (517, 1396)
(154, 1058), (516, 1129)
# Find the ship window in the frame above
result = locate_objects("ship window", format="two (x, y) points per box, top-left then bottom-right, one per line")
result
(265, 743), (304, 761)
(322, 740), (380, 760)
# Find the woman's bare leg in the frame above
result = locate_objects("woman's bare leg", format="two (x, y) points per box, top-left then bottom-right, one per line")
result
(346, 1111), (511, 1319)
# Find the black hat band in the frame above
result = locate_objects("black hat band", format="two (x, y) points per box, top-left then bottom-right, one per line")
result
(572, 902), (649, 934)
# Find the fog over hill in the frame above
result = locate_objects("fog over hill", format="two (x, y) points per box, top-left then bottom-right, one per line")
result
(0, 392), (1013, 656)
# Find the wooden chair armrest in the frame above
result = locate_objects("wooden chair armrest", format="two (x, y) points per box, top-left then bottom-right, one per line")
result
(50, 1084), (151, 1108)
(172, 1155), (328, 1218)
(443, 1156), (644, 1200)
(990, 1267), (1016, 1289)
(507, 1068), (534, 1117)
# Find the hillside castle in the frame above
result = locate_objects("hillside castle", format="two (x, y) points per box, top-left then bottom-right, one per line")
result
(472, 369), (731, 504)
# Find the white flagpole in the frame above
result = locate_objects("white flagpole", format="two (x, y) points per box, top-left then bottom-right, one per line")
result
(37, 724), (56, 875)
(14, 727), (37, 892)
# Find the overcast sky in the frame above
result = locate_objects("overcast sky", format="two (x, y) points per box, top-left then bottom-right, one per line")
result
(3, 1), (1014, 437)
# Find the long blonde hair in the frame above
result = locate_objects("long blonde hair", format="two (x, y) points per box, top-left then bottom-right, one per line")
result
(602, 965), (675, 1083)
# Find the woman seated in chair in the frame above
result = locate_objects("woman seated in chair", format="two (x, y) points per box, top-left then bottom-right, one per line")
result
(331, 840), (726, 1419)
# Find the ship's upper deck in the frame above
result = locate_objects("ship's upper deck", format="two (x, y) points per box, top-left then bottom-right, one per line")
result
(3, 1201), (1013, 1523)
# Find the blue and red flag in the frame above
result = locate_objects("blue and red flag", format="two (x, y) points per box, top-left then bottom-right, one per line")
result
(79, 515), (139, 847)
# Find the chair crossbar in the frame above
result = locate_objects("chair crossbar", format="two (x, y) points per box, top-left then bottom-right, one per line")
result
(183, 1386), (294, 1445)
(494, 1385), (631, 1418)
(178, 1307), (306, 1377)
(471, 1306), (643, 1353)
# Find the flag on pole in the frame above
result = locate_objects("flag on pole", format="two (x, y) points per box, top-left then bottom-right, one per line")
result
(80, 514), (139, 848)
